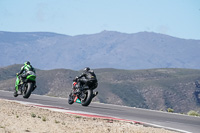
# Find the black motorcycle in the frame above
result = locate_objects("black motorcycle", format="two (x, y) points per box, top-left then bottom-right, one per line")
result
(68, 79), (98, 106)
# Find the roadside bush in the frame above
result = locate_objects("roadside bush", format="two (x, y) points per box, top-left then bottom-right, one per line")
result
(31, 113), (36, 118)
(187, 110), (200, 117)
(42, 116), (47, 121)
(167, 108), (174, 113)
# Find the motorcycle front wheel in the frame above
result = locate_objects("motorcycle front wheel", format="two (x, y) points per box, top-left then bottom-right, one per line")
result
(68, 93), (74, 105)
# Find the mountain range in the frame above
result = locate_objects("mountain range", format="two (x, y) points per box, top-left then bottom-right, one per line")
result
(0, 31), (200, 70)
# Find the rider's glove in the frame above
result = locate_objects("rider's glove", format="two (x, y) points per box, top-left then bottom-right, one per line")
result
(73, 77), (78, 82)
(16, 73), (19, 76)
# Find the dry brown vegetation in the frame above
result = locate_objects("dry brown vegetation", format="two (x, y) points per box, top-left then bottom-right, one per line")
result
(0, 99), (178, 133)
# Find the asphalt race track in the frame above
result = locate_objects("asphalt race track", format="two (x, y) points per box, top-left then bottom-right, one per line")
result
(0, 90), (200, 133)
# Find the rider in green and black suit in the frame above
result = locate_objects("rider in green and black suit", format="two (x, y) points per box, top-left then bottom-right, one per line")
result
(14, 61), (36, 95)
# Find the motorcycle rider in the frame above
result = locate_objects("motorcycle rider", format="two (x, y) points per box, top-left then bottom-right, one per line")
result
(14, 61), (36, 95)
(75, 67), (98, 96)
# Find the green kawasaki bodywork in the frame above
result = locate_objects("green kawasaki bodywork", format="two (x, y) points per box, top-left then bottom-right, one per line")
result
(15, 76), (20, 91)
(26, 74), (36, 81)
(15, 73), (36, 91)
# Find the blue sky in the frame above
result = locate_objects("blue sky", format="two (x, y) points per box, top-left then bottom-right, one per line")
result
(0, 0), (200, 39)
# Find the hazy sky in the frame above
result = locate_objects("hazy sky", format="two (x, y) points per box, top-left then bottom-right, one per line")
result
(0, 0), (200, 39)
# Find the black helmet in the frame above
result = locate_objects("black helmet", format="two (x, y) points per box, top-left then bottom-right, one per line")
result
(24, 61), (30, 65)
(84, 67), (90, 72)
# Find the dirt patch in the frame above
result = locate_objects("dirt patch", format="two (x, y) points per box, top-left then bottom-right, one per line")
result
(0, 99), (178, 133)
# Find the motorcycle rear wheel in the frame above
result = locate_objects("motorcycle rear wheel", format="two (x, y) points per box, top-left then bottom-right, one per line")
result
(81, 89), (93, 106)
(23, 82), (33, 99)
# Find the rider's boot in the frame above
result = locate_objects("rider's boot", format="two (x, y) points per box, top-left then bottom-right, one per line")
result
(75, 82), (83, 95)
(32, 84), (37, 92)
(17, 87), (22, 95)
(92, 91), (98, 98)
(75, 87), (82, 95)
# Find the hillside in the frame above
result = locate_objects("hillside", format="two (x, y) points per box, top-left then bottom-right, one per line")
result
(0, 31), (200, 70)
(1, 64), (200, 113)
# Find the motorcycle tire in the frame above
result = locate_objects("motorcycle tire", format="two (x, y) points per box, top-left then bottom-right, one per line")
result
(68, 93), (74, 105)
(13, 92), (18, 97)
(81, 89), (93, 106)
(23, 82), (33, 99)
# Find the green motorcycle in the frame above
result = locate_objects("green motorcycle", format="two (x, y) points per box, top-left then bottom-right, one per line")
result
(14, 71), (36, 98)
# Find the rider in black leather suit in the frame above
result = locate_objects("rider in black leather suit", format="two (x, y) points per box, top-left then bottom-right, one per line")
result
(76, 67), (98, 94)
